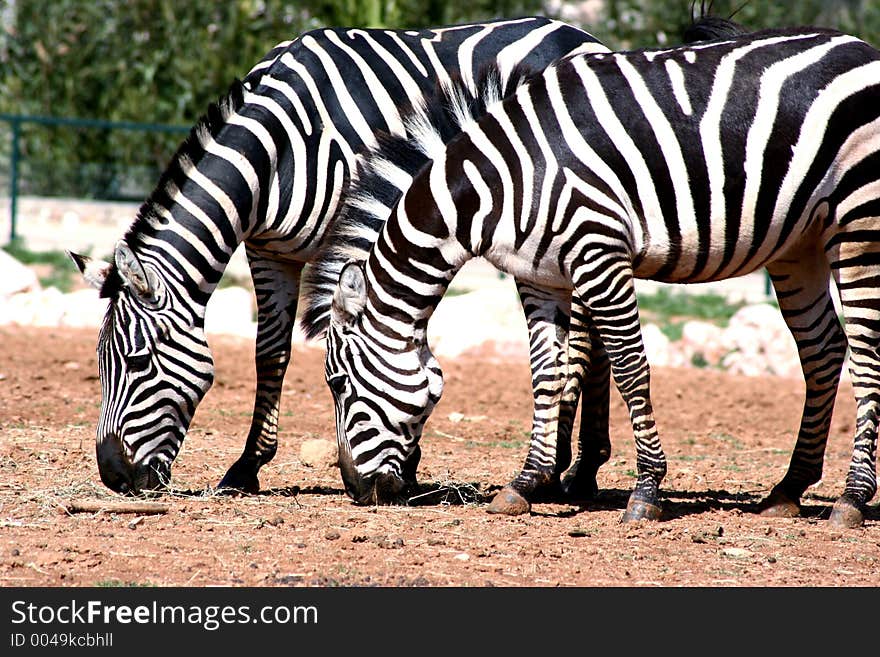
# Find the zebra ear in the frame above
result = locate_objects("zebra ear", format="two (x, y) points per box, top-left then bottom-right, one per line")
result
(68, 251), (112, 290)
(114, 240), (156, 299)
(332, 262), (367, 325)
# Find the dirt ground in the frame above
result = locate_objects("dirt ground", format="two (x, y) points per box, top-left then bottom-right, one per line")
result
(1, 325), (878, 588)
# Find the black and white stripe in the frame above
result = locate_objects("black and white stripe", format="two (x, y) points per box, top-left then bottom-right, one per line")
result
(68, 17), (607, 494)
(322, 26), (880, 527)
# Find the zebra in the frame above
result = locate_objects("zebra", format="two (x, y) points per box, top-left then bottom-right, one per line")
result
(303, 15), (749, 509)
(66, 17), (611, 495)
(319, 26), (880, 528)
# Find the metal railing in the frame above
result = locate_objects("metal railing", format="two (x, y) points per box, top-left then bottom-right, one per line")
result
(0, 113), (189, 243)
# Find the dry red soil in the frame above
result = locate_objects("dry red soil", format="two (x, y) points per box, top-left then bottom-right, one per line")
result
(1, 325), (878, 587)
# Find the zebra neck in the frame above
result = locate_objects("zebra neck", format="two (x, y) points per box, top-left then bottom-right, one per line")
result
(128, 199), (248, 314)
(363, 235), (467, 338)
(125, 130), (268, 312)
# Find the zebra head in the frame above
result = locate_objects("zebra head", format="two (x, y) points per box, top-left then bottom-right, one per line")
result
(325, 262), (443, 505)
(70, 241), (214, 494)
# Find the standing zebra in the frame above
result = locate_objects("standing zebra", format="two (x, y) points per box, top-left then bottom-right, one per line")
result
(68, 17), (610, 495)
(321, 26), (880, 527)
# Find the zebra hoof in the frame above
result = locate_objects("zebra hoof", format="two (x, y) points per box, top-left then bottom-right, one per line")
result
(620, 498), (662, 523)
(828, 497), (864, 528)
(486, 487), (531, 515)
(217, 464), (260, 495)
(560, 473), (599, 502)
(531, 477), (566, 503)
(757, 489), (800, 518)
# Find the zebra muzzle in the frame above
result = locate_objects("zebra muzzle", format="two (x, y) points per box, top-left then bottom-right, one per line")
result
(97, 436), (170, 495)
(342, 468), (411, 506)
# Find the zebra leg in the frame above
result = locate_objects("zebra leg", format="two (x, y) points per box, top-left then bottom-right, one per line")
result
(826, 246), (880, 528)
(574, 264), (665, 522)
(486, 282), (572, 515)
(217, 253), (304, 493)
(757, 256), (847, 518)
(560, 300), (612, 500)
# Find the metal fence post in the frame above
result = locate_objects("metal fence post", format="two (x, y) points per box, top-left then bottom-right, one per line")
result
(1, 113), (189, 247)
(9, 116), (20, 243)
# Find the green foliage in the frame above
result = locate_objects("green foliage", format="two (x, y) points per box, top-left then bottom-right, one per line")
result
(1, 238), (78, 291)
(659, 320), (684, 342)
(583, 0), (880, 51)
(0, 0), (545, 201)
(638, 286), (749, 343)
(638, 287), (745, 323)
(2, 238), (72, 268)
(4, 1), (879, 204)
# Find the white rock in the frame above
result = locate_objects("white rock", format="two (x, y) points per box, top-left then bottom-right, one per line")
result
(681, 320), (726, 366)
(204, 286), (256, 339)
(641, 323), (671, 367)
(32, 288), (67, 327)
(59, 289), (109, 328)
(718, 303), (801, 378)
(1, 288), (65, 327)
(722, 547), (753, 559)
(299, 438), (337, 468)
(427, 282), (528, 359)
(0, 250), (40, 299)
(682, 320), (724, 350)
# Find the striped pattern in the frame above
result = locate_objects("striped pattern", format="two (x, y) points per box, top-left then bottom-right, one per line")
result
(69, 17), (607, 494)
(322, 27), (880, 525)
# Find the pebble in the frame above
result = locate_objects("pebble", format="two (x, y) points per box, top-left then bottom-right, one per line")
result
(722, 547), (753, 558)
(299, 439), (337, 468)
(324, 530), (340, 541)
(454, 553), (470, 561)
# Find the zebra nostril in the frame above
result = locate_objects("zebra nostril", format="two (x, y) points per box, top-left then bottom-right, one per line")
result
(97, 435), (135, 494)
(372, 472), (409, 504)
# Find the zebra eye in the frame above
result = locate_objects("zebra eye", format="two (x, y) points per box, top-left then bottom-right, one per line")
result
(327, 375), (348, 395)
(125, 351), (151, 372)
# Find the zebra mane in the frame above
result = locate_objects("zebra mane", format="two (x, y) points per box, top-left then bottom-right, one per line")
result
(682, 14), (747, 42)
(298, 64), (539, 339)
(98, 79), (250, 299)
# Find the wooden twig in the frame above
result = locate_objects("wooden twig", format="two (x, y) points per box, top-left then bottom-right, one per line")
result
(62, 499), (170, 515)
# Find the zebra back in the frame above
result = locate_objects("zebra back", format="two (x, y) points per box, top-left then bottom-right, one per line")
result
(298, 13), (748, 339)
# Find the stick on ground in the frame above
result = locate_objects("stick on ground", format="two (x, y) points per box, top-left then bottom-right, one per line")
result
(62, 499), (170, 515)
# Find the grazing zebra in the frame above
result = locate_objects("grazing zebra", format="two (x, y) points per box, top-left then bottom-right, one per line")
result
(320, 26), (880, 527)
(67, 17), (610, 495)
